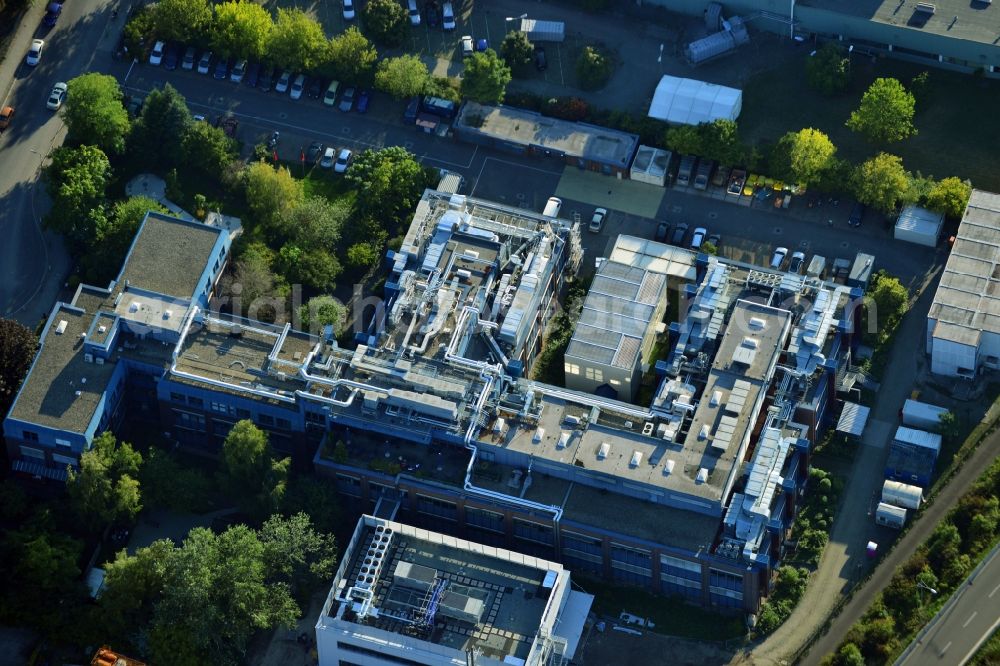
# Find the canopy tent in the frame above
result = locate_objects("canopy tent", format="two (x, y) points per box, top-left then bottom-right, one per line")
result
(647, 75), (742, 125)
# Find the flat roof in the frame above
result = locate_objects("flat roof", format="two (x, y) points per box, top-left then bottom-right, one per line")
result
(607, 235), (698, 280)
(119, 212), (223, 299)
(456, 102), (639, 166)
(929, 190), (1000, 345)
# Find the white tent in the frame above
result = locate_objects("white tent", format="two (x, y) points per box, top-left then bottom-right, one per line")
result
(647, 75), (742, 125)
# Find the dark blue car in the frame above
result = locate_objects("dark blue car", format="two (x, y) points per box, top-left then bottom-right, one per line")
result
(245, 61), (261, 87)
(357, 90), (370, 114)
(43, 2), (62, 26)
(403, 96), (419, 123)
(213, 59), (229, 80)
(163, 44), (179, 70)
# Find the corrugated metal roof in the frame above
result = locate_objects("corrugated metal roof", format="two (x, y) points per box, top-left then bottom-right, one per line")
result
(836, 401), (870, 437)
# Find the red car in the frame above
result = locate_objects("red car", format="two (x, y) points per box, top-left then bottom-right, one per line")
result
(0, 106), (14, 132)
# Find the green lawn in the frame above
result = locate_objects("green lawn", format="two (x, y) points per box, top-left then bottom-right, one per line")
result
(739, 55), (1000, 191)
(576, 576), (747, 641)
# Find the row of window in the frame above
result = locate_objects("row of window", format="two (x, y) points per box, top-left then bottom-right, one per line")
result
(168, 392), (293, 429)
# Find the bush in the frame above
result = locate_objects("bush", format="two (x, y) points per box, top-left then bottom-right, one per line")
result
(575, 46), (614, 91)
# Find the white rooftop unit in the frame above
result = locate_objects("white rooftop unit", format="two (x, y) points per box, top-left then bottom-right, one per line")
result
(894, 205), (943, 248)
(438, 590), (487, 624)
(647, 75), (742, 125)
(597, 441), (611, 459)
(881, 480), (923, 510)
(893, 426), (942, 454)
(875, 502), (907, 529)
(393, 561), (437, 592)
(901, 399), (949, 431)
(629, 145), (672, 186)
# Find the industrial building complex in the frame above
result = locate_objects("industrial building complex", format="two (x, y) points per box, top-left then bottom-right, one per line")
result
(5, 188), (870, 615)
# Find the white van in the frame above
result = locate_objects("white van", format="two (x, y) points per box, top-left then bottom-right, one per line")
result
(407, 0), (421, 25)
(542, 197), (562, 218)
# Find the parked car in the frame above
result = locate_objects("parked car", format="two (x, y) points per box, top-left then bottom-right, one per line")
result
(770, 247), (789, 269)
(113, 33), (128, 60)
(407, 0), (421, 24)
(308, 77), (322, 99)
(46, 82), (67, 110)
(849, 202), (865, 227)
(655, 222), (669, 243)
(789, 251), (806, 273)
(213, 59), (229, 80)
(461, 35), (474, 57)
(693, 160), (715, 190)
(230, 59), (247, 83)
(306, 141), (324, 163)
(707, 232), (722, 250)
(339, 87), (356, 111)
(727, 169), (747, 195)
(356, 90), (370, 113)
(676, 155), (696, 187)
(289, 73), (306, 100)
(711, 165), (730, 188)
(343, 0), (355, 20)
(670, 222), (689, 246)
(588, 208), (607, 233)
(320, 146), (336, 169)
(126, 94), (143, 117)
(26, 39), (44, 66)
(424, 1), (439, 27)
(441, 1), (455, 29)
(534, 45), (547, 71)
(197, 51), (212, 74)
(148, 40), (165, 65)
(476, 38), (488, 52)
(403, 96), (419, 123)
(275, 70), (292, 93)
(259, 66), (274, 92)
(245, 61), (261, 87)
(182, 46), (196, 70)
(0, 105), (15, 131)
(690, 227), (707, 250)
(323, 80), (340, 107)
(163, 44), (180, 70)
(334, 148), (353, 173)
(743, 174), (758, 197)
(43, 2), (62, 27)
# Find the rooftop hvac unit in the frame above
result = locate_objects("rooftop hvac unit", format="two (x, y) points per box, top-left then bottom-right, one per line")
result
(84, 353), (94, 363)
(664, 459), (676, 475)
(533, 427), (545, 443)
(597, 442), (611, 459)
(696, 468), (709, 483)
(630, 451), (643, 467)
(393, 561), (437, 592)
(557, 431), (571, 449)
(55, 320), (68, 335)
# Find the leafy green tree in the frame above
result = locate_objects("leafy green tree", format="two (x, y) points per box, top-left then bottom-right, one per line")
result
(67, 432), (143, 533)
(699, 119), (745, 166)
(346, 146), (436, 232)
(268, 8), (329, 71)
(211, 1), (273, 60)
(853, 153), (913, 215)
(937, 410), (961, 444)
(45, 145), (111, 246)
(0, 319), (37, 423)
(259, 512), (337, 599)
(863, 270), (909, 344)
(846, 78), (917, 144)
(64, 73), (130, 154)
(363, 0), (409, 47)
(375, 55), (430, 99)
(152, 0), (213, 42)
(298, 295), (347, 335)
(277, 244), (342, 291)
(139, 448), (214, 514)
(244, 162), (305, 233)
(925, 177), (971, 219)
(222, 420), (290, 518)
(81, 196), (166, 284)
(575, 45), (614, 90)
(345, 242), (381, 271)
(122, 5), (155, 58)
(424, 75), (459, 101)
(784, 128), (837, 185)
(834, 642), (865, 666)
(282, 475), (341, 530)
(100, 538), (176, 642)
(182, 120), (238, 179)
(461, 50), (512, 104)
(224, 243), (284, 319)
(276, 194), (348, 249)
(327, 26), (378, 85)
(805, 43), (851, 96)
(128, 84), (191, 171)
(6, 527), (83, 593)
(664, 124), (703, 156)
(500, 31), (534, 76)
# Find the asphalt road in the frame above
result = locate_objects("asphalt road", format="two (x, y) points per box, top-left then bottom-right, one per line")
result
(895, 543), (1000, 666)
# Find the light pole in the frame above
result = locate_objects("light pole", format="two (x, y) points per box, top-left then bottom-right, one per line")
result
(657, 43), (664, 63)
(505, 13), (527, 28)
(916, 580), (938, 604)
(848, 44), (854, 75)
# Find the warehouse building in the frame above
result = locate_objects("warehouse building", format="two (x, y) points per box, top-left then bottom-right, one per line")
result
(927, 189), (1000, 377)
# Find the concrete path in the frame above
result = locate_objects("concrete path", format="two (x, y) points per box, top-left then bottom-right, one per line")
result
(125, 174), (197, 222)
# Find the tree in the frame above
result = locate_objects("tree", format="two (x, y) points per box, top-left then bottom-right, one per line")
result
(63, 73), (130, 154)
(363, 0), (409, 47)
(182, 121), (238, 178)
(0, 319), (37, 424)
(244, 162), (305, 233)
(268, 8), (329, 71)
(276, 243), (342, 291)
(225, 243), (284, 319)
(282, 475), (341, 530)
(7, 527), (83, 593)
(853, 153), (913, 215)
(925, 177), (971, 219)
(276, 193), (348, 249)
(575, 45), (614, 90)
(784, 128), (837, 185)
(298, 295), (347, 335)
(937, 411), (961, 444)
(45, 145), (111, 246)
(327, 26), (378, 85)
(67, 432), (143, 533)
(152, 0), (213, 42)
(128, 84), (191, 171)
(834, 643), (865, 666)
(461, 50), (512, 104)
(346, 241), (381, 271)
(82, 195), (167, 283)
(664, 124), (703, 156)
(259, 513), (337, 599)
(500, 31), (534, 76)
(846, 78), (917, 144)
(346, 146), (436, 232)
(805, 43), (851, 96)
(139, 448), (213, 514)
(375, 55), (430, 99)
(699, 119), (745, 166)
(864, 270), (909, 344)
(222, 420), (290, 518)
(211, 1), (273, 60)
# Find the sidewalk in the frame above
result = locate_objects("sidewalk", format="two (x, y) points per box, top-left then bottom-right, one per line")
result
(0, 1), (48, 108)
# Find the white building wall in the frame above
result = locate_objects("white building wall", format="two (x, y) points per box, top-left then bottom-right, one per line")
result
(930, 336), (978, 377)
(563, 357), (636, 400)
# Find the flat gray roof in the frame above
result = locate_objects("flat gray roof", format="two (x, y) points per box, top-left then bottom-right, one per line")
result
(929, 190), (1000, 346)
(456, 102), (639, 166)
(119, 212), (223, 299)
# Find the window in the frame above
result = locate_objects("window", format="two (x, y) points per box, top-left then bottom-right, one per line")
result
(415, 494), (458, 521)
(210, 402), (236, 416)
(513, 518), (554, 545)
(305, 411), (325, 424)
(171, 392), (184, 403)
(19, 446), (45, 460)
(22, 431), (38, 442)
(52, 453), (77, 466)
(276, 417), (291, 430)
(187, 396), (204, 408)
(54, 438), (71, 449)
(466, 507), (505, 533)
(562, 530), (603, 573)
(585, 367), (603, 382)
(258, 414), (275, 426)
(610, 543), (652, 581)
(336, 642), (431, 666)
(709, 568), (743, 599)
(564, 362), (580, 375)
(335, 474), (362, 497)
(174, 410), (206, 430)
(236, 408), (251, 419)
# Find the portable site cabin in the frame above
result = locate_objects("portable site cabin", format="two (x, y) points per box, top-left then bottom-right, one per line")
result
(875, 502), (907, 529)
(901, 399), (949, 431)
(894, 205), (943, 247)
(885, 426), (942, 487)
(881, 479), (923, 510)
